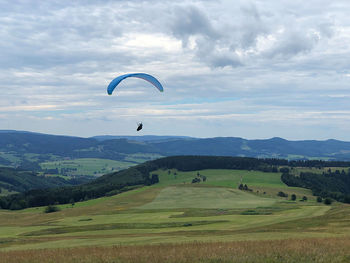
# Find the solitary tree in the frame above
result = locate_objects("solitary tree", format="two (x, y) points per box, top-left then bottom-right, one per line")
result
(291, 194), (297, 201)
(151, 174), (159, 184)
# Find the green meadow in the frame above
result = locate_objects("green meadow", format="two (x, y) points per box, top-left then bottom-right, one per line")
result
(0, 168), (349, 262)
(40, 158), (136, 177)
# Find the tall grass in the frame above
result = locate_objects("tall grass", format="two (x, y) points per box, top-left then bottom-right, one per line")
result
(1, 237), (349, 263)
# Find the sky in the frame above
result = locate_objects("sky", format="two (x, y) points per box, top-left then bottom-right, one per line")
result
(1, 0), (350, 140)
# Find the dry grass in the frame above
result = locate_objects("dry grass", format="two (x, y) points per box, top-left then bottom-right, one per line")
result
(1, 237), (349, 263)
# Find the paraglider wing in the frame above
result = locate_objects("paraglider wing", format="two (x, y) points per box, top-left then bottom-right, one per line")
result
(107, 73), (164, 95)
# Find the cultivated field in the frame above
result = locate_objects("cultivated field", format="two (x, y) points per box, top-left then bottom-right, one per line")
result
(0, 168), (349, 262)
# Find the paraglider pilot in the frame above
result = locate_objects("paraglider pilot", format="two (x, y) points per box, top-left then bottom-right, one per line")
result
(137, 122), (143, 131)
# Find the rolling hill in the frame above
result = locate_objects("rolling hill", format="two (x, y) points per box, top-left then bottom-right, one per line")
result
(2, 155), (350, 210)
(3, 131), (350, 170)
(0, 154), (349, 262)
(0, 167), (88, 196)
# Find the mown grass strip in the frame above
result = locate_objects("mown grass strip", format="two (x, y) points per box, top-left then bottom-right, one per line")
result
(22, 221), (227, 236)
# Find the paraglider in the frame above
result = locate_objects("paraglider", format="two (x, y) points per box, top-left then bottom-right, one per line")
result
(136, 122), (143, 131)
(107, 73), (164, 95)
(107, 73), (164, 132)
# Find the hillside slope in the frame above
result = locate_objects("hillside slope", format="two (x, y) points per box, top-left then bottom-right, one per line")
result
(3, 155), (350, 210)
(0, 167), (87, 195)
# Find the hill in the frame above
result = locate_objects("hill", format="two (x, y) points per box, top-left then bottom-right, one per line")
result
(2, 155), (350, 210)
(92, 135), (194, 142)
(3, 131), (350, 171)
(1, 154), (350, 260)
(151, 137), (350, 160)
(0, 167), (87, 196)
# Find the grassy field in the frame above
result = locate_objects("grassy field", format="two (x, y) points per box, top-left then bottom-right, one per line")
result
(140, 186), (277, 209)
(156, 169), (288, 188)
(40, 158), (136, 177)
(0, 168), (349, 262)
(1, 237), (350, 263)
(122, 153), (164, 163)
(0, 188), (17, 197)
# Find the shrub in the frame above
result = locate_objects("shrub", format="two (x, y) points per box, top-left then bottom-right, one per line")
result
(277, 191), (288, 198)
(317, 196), (322, 203)
(44, 205), (60, 213)
(324, 198), (332, 205)
(191, 178), (200, 183)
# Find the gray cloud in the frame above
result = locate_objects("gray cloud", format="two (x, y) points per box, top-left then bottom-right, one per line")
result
(1, 0), (350, 139)
(170, 5), (220, 47)
(264, 30), (319, 58)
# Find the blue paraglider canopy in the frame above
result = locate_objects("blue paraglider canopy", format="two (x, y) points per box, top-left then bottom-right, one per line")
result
(107, 73), (164, 95)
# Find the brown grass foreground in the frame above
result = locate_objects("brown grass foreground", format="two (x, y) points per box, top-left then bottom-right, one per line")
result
(1, 237), (350, 263)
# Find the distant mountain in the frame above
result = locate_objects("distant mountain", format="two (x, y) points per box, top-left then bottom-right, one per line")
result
(2, 131), (350, 166)
(150, 137), (350, 160)
(92, 135), (194, 142)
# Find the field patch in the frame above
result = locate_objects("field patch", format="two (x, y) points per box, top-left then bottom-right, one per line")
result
(23, 220), (226, 236)
(40, 158), (135, 177)
(140, 186), (276, 209)
(156, 169), (287, 189)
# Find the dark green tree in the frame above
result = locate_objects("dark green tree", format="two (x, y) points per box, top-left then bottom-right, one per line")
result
(291, 194), (296, 201)
(151, 174), (159, 184)
(324, 198), (332, 205)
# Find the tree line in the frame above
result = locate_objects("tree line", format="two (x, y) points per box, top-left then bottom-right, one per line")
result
(281, 169), (350, 203)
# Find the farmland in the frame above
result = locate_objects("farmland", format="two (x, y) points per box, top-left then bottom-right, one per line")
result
(0, 167), (349, 262)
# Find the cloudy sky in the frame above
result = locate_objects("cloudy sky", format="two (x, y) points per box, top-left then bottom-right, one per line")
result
(1, 0), (350, 140)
